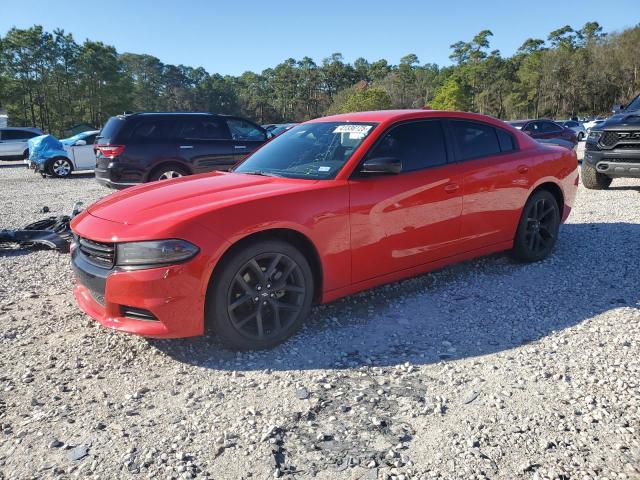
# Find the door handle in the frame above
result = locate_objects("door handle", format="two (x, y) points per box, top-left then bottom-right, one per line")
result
(234, 145), (247, 149)
(517, 165), (529, 174)
(444, 183), (460, 193)
(179, 145), (194, 149)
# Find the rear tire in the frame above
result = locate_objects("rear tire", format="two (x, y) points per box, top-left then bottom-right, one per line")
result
(47, 157), (73, 178)
(577, 132), (584, 141)
(206, 239), (314, 350)
(23, 149), (29, 160)
(581, 161), (612, 190)
(149, 165), (188, 182)
(511, 190), (560, 263)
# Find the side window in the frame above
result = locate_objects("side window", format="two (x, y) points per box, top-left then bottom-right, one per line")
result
(451, 120), (501, 160)
(174, 118), (231, 140)
(368, 120), (447, 172)
(131, 120), (172, 141)
(495, 128), (516, 152)
(546, 121), (563, 133)
(524, 122), (538, 132)
(83, 134), (97, 145)
(2, 130), (36, 140)
(227, 118), (266, 141)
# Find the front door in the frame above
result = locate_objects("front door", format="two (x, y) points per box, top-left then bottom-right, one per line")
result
(349, 119), (464, 284)
(225, 118), (268, 165)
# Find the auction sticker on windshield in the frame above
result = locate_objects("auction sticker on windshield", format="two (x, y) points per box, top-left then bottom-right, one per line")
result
(332, 125), (372, 134)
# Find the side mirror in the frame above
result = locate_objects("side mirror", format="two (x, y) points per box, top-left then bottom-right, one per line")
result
(74, 139), (87, 146)
(361, 156), (402, 175)
(612, 104), (624, 114)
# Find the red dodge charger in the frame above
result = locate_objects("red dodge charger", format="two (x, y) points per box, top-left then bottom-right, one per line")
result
(71, 110), (578, 349)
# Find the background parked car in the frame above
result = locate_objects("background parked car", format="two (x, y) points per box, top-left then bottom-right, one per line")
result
(30, 130), (100, 177)
(508, 119), (577, 144)
(94, 112), (268, 189)
(262, 123), (297, 137)
(584, 118), (606, 135)
(0, 127), (44, 160)
(558, 120), (587, 141)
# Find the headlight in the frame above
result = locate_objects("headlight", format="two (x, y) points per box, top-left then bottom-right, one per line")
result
(116, 239), (199, 267)
(587, 130), (602, 142)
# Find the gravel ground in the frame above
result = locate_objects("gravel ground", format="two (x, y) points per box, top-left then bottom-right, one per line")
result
(0, 160), (639, 480)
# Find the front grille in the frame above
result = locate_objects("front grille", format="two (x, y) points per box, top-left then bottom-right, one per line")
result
(600, 131), (619, 147)
(599, 130), (640, 148)
(604, 158), (640, 164)
(585, 142), (601, 151)
(78, 237), (115, 268)
(613, 144), (640, 150)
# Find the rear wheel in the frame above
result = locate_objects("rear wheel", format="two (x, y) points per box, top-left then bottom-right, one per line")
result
(150, 165), (188, 182)
(577, 132), (584, 141)
(207, 239), (314, 350)
(512, 190), (560, 262)
(581, 161), (612, 190)
(47, 157), (73, 178)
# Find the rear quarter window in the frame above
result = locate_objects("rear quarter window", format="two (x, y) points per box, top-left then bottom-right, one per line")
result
(496, 128), (517, 152)
(98, 117), (127, 143)
(451, 120), (501, 160)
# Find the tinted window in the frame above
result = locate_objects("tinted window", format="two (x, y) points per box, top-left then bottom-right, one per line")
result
(2, 130), (37, 140)
(565, 121), (578, 127)
(83, 134), (97, 145)
(174, 118), (231, 140)
(131, 119), (173, 141)
(451, 120), (501, 160)
(496, 128), (516, 152)
(227, 118), (266, 141)
(539, 121), (562, 133)
(98, 116), (126, 143)
(368, 120), (447, 172)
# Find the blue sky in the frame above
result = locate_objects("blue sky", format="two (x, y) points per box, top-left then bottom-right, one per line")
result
(1, 0), (638, 75)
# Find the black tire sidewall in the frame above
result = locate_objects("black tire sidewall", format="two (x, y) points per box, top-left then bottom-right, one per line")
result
(208, 239), (314, 350)
(512, 190), (560, 263)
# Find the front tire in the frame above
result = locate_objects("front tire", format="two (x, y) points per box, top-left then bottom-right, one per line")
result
(47, 157), (73, 178)
(511, 190), (560, 263)
(581, 161), (612, 190)
(207, 239), (314, 350)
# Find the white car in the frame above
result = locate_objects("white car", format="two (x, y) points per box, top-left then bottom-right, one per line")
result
(31, 130), (99, 177)
(0, 127), (44, 160)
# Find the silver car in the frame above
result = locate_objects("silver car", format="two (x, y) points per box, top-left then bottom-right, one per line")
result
(0, 127), (44, 160)
(558, 120), (587, 141)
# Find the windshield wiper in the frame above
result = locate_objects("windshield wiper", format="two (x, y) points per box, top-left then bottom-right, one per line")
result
(239, 170), (283, 178)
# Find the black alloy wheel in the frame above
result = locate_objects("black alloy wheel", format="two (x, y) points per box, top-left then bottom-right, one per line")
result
(228, 253), (306, 340)
(208, 239), (314, 350)
(512, 190), (560, 262)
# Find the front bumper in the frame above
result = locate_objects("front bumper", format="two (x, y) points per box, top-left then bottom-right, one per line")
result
(584, 145), (640, 177)
(71, 245), (208, 338)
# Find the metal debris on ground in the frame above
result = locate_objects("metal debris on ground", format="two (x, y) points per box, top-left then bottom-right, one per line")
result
(0, 202), (82, 253)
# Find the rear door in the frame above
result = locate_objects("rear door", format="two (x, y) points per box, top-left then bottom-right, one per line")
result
(174, 116), (235, 173)
(451, 119), (530, 250)
(225, 118), (268, 165)
(349, 119), (464, 283)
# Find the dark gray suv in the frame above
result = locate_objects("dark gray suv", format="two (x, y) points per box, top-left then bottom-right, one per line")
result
(94, 112), (269, 189)
(582, 93), (640, 189)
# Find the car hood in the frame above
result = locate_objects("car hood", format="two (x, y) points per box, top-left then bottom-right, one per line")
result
(87, 172), (318, 226)
(600, 112), (640, 129)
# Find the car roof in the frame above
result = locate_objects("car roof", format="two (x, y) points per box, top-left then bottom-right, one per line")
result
(311, 109), (512, 125)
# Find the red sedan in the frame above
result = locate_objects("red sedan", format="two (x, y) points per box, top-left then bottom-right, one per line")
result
(71, 110), (578, 349)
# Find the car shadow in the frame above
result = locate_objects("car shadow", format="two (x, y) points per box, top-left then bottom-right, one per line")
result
(0, 162), (28, 169)
(150, 222), (639, 371)
(608, 185), (640, 192)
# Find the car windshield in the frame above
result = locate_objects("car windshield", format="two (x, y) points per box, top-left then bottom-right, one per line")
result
(625, 94), (640, 112)
(234, 121), (377, 179)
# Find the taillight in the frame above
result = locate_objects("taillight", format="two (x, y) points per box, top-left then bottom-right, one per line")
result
(95, 145), (125, 158)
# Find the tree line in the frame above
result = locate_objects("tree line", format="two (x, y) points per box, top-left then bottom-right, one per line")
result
(0, 22), (638, 136)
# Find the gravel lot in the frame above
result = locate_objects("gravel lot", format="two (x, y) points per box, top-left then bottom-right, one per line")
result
(1, 160), (639, 480)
